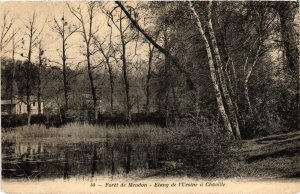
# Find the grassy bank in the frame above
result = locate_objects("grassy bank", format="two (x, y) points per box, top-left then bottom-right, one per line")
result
(2, 123), (187, 144)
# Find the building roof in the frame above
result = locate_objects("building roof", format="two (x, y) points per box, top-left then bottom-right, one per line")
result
(1, 95), (44, 105)
(1, 100), (19, 105)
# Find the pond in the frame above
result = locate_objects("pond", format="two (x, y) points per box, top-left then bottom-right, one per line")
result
(2, 138), (169, 180)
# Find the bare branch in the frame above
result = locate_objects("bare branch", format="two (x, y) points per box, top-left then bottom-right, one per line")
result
(0, 12), (14, 52)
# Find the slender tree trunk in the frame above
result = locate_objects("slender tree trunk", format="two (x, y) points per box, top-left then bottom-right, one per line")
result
(94, 40), (114, 114)
(86, 49), (97, 121)
(244, 47), (261, 113)
(27, 30), (33, 126)
(217, 25), (240, 116)
(189, 1), (235, 139)
(224, 60), (240, 117)
(107, 62), (114, 114)
(37, 45), (42, 115)
(62, 26), (69, 120)
(242, 29), (262, 113)
(206, 1), (241, 139)
(145, 43), (154, 114)
(120, 17), (131, 122)
(163, 27), (171, 126)
(26, 91), (31, 124)
(9, 31), (16, 115)
(121, 42), (131, 121)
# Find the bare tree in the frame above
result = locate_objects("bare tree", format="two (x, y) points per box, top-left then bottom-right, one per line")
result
(1, 12), (15, 111)
(106, 8), (135, 121)
(68, 2), (99, 121)
(22, 11), (46, 125)
(0, 12), (14, 56)
(93, 25), (115, 114)
(50, 12), (79, 119)
(9, 29), (20, 115)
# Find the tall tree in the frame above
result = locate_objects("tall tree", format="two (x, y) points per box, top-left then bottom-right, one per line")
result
(22, 11), (45, 125)
(189, 1), (235, 139)
(206, 1), (241, 139)
(106, 7), (135, 121)
(68, 2), (99, 121)
(9, 29), (19, 115)
(93, 26), (115, 114)
(51, 12), (79, 119)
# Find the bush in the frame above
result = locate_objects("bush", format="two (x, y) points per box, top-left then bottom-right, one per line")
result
(242, 111), (282, 139)
(1, 114), (27, 128)
(154, 114), (235, 177)
(1, 114), (62, 128)
(30, 115), (47, 125)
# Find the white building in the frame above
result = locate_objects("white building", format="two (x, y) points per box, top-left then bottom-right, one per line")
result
(1, 96), (44, 115)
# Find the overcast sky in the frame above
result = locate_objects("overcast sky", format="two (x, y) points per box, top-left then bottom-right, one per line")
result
(0, 2), (147, 71)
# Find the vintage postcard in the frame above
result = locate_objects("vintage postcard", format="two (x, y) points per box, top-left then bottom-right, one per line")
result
(1, 1), (299, 193)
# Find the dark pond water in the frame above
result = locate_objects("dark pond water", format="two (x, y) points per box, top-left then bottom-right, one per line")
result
(2, 139), (169, 180)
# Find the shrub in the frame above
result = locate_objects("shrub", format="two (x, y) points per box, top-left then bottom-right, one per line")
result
(1, 114), (27, 128)
(153, 114), (235, 177)
(31, 115), (47, 125)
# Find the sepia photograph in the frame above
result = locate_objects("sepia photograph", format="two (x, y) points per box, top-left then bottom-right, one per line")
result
(1, 1), (299, 193)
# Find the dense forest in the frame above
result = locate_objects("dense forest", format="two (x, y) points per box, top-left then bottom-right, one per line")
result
(1, 1), (299, 140)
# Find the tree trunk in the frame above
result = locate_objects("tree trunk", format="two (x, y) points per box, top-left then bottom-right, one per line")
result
(62, 29), (69, 120)
(277, 2), (299, 128)
(94, 40), (114, 114)
(26, 90), (31, 126)
(163, 27), (171, 126)
(86, 50), (97, 121)
(37, 46), (42, 115)
(120, 16), (131, 122)
(189, 1), (235, 138)
(243, 44), (261, 114)
(121, 43), (131, 121)
(27, 30), (33, 126)
(206, 1), (241, 139)
(9, 31), (16, 115)
(145, 43), (154, 114)
(277, 2), (299, 72)
(217, 24), (240, 116)
(107, 62), (114, 114)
